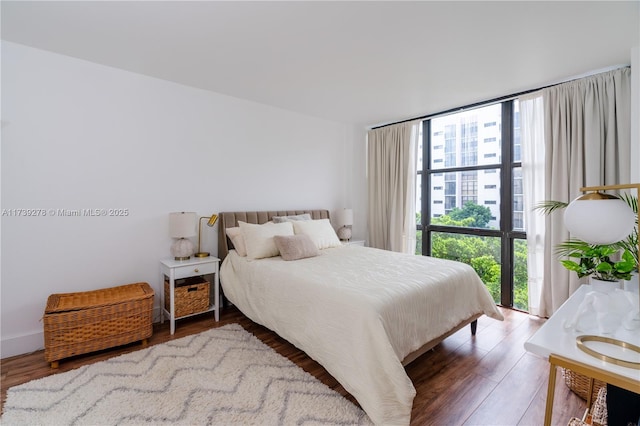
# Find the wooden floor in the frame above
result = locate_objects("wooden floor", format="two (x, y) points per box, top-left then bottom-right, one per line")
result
(1, 306), (585, 425)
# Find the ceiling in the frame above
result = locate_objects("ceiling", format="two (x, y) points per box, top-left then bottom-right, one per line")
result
(2, 1), (638, 127)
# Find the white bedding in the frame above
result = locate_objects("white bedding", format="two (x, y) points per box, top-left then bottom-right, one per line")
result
(220, 245), (503, 425)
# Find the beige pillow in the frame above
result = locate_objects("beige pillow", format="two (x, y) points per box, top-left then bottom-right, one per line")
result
(292, 218), (342, 249)
(225, 227), (247, 257)
(239, 221), (295, 259)
(273, 234), (319, 261)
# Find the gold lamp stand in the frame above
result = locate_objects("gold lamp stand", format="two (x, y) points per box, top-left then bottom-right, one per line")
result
(194, 214), (218, 258)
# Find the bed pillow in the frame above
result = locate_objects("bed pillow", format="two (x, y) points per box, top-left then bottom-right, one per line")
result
(292, 218), (342, 250)
(273, 234), (319, 261)
(272, 213), (312, 223)
(225, 227), (247, 257)
(239, 221), (295, 260)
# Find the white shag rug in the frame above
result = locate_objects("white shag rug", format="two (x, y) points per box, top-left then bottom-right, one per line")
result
(1, 324), (371, 425)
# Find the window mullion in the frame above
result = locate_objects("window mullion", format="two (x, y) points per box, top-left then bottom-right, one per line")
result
(500, 101), (513, 307)
(422, 120), (431, 256)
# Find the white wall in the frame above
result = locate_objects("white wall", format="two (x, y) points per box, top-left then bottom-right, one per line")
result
(0, 41), (365, 358)
(341, 124), (368, 242)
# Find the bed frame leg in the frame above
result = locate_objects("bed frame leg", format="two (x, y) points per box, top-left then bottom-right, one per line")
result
(470, 319), (478, 335)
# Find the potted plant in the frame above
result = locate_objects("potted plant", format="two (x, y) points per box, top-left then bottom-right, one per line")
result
(557, 241), (635, 291)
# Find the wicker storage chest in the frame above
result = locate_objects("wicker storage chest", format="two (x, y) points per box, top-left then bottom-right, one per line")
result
(43, 282), (154, 368)
(164, 276), (210, 317)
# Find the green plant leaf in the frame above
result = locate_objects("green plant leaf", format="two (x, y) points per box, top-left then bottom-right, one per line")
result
(596, 262), (613, 273)
(555, 239), (593, 258)
(622, 249), (635, 263)
(533, 200), (569, 215)
(560, 260), (582, 272)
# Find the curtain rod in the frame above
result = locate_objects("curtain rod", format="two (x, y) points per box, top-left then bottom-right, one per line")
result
(370, 65), (630, 130)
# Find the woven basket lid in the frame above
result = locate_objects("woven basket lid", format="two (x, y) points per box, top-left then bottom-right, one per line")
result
(45, 282), (153, 313)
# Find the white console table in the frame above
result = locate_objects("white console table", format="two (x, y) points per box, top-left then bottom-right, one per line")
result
(524, 284), (640, 426)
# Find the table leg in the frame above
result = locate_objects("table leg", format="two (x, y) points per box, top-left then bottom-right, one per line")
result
(169, 271), (175, 335)
(159, 271), (165, 324)
(544, 361), (557, 426)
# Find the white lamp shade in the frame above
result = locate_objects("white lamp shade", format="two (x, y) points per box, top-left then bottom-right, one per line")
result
(169, 212), (197, 238)
(335, 209), (354, 227)
(564, 196), (635, 244)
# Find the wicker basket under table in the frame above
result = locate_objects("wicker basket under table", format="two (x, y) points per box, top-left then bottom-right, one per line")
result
(43, 282), (154, 368)
(561, 367), (606, 403)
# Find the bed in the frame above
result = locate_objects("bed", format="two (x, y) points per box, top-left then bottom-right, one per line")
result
(218, 210), (504, 425)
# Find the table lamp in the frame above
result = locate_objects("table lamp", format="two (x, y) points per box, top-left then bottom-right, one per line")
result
(169, 212), (197, 260)
(195, 214), (218, 258)
(335, 208), (353, 241)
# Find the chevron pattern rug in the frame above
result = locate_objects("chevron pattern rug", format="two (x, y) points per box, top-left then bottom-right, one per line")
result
(1, 324), (371, 425)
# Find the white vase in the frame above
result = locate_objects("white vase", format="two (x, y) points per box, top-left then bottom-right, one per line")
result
(583, 277), (630, 333)
(589, 276), (622, 293)
(623, 271), (639, 294)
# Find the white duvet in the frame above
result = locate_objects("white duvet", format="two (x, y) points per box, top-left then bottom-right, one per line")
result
(220, 245), (503, 425)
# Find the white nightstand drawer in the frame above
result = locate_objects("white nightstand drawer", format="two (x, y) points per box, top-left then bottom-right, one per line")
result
(174, 262), (216, 279)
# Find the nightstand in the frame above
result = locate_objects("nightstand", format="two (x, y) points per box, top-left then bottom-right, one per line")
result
(160, 256), (220, 334)
(343, 240), (365, 246)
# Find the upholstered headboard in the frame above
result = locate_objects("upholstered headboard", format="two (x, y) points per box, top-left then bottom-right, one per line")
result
(217, 210), (330, 262)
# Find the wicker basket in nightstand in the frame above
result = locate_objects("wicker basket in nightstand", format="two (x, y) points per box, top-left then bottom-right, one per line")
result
(164, 276), (210, 317)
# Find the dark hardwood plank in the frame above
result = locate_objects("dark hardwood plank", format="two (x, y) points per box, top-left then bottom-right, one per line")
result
(464, 352), (550, 425)
(1, 306), (586, 425)
(408, 341), (497, 426)
(474, 314), (547, 383)
(519, 365), (589, 426)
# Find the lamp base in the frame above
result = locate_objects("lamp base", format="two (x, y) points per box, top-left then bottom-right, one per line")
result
(337, 226), (352, 241)
(171, 238), (194, 261)
(194, 252), (210, 258)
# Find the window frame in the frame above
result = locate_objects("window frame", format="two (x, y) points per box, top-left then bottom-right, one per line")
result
(418, 101), (526, 308)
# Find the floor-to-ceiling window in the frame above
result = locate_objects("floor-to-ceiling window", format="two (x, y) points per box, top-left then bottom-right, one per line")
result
(416, 100), (528, 311)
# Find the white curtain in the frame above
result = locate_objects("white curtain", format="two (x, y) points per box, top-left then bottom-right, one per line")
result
(367, 121), (419, 253)
(521, 67), (631, 316)
(520, 93), (545, 316)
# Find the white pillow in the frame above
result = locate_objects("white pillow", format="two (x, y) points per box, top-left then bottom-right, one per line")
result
(292, 219), (342, 250)
(225, 227), (247, 257)
(239, 221), (295, 260)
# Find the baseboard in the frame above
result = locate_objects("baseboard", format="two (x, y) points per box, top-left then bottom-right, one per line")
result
(1, 331), (45, 359)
